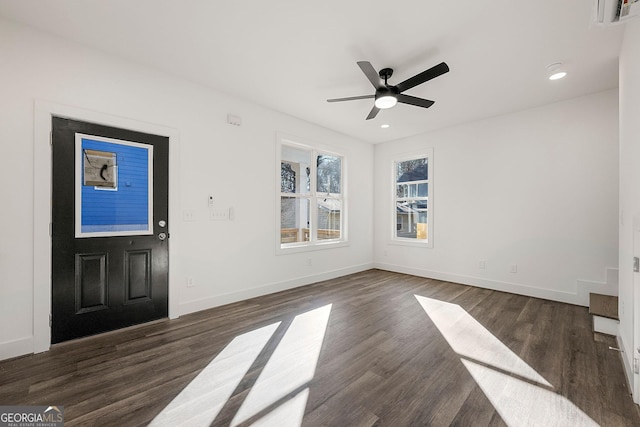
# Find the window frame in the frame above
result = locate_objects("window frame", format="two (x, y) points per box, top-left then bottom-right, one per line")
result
(390, 149), (434, 248)
(276, 133), (348, 254)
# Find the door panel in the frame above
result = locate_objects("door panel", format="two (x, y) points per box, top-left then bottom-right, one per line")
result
(51, 117), (169, 344)
(124, 250), (151, 303)
(75, 253), (109, 314)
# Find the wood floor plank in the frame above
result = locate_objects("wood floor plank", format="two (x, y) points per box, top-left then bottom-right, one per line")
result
(450, 385), (506, 427)
(0, 269), (638, 426)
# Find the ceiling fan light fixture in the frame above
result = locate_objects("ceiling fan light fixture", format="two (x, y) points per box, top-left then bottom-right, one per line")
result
(327, 60), (449, 120)
(375, 95), (397, 109)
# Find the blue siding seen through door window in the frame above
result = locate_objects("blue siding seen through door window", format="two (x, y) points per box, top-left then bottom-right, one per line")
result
(81, 138), (150, 233)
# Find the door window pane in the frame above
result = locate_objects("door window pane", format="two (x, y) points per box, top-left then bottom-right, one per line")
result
(75, 133), (153, 238)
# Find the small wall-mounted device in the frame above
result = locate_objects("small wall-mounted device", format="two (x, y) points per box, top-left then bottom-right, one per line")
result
(227, 114), (242, 127)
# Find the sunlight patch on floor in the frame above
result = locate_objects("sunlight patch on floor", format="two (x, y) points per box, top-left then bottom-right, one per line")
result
(149, 322), (280, 426)
(462, 359), (598, 426)
(415, 295), (598, 426)
(150, 304), (332, 427)
(250, 388), (309, 427)
(415, 295), (549, 386)
(231, 304), (332, 426)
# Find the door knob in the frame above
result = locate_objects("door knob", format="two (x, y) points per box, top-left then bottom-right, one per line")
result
(158, 232), (167, 241)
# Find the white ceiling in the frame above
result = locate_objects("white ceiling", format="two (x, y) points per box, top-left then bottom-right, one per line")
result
(0, 1), (626, 143)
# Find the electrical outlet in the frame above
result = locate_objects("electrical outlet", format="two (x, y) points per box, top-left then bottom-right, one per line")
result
(187, 277), (194, 288)
(510, 264), (518, 273)
(479, 260), (486, 269)
(183, 210), (196, 222)
(210, 208), (229, 221)
(227, 114), (242, 126)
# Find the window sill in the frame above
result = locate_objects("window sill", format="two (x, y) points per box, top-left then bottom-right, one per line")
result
(388, 239), (433, 249)
(276, 240), (350, 255)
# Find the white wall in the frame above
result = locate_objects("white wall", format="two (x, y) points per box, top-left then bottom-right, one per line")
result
(0, 19), (374, 360)
(374, 90), (619, 305)
(0, 15), (624, 362)
(618, 18), (640, 393)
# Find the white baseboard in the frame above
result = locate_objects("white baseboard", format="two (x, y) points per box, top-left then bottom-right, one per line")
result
(178, 263), (375, 316)
(374, 262), (583, 305)
(3, 262), (614, 362)
(617, 334), (636, 403)
(0, 337), (34, 361)
(1, 264), (373, 361)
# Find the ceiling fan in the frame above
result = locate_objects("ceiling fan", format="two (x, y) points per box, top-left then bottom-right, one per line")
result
(327, 61), (450, 120)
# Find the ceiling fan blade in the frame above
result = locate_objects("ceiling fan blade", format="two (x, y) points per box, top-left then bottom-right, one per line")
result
(357, 61), (383, 89)
(397, 94), (435, 109)
(327, 94), (375, 103)
(366, 105), (380, 120)
(396, 62), (449, 93)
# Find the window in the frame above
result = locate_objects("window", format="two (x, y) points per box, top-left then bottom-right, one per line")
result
(393, 151), (433, 247)
(277, 134), (346, 252)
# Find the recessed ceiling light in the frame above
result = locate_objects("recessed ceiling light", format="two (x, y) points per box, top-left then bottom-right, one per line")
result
(547, 62), (567, 80)
(381, 124), (390, 129)
(549, 71), (567, 80)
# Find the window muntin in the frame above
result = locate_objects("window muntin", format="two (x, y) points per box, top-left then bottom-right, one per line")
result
(394, 156), (431, 244)
(278, 138), (345, 250)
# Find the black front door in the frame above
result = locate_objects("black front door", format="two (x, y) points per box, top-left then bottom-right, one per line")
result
(51, 117), (169, 344)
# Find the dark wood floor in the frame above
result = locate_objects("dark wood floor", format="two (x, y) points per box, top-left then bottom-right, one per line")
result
(1, 270), (638, 426)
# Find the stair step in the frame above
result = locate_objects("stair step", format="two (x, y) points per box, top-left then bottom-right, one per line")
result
(592, 315), (619, 336)
(589, 293), (619, 320)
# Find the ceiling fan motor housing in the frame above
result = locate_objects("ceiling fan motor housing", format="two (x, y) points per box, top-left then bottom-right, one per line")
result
(376, 86), (399, 97)
(379, 67), (394, 81)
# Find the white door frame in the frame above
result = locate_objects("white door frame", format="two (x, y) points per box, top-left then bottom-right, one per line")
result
(33, 100), (180, 353)
(633, 223), (640, 403)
